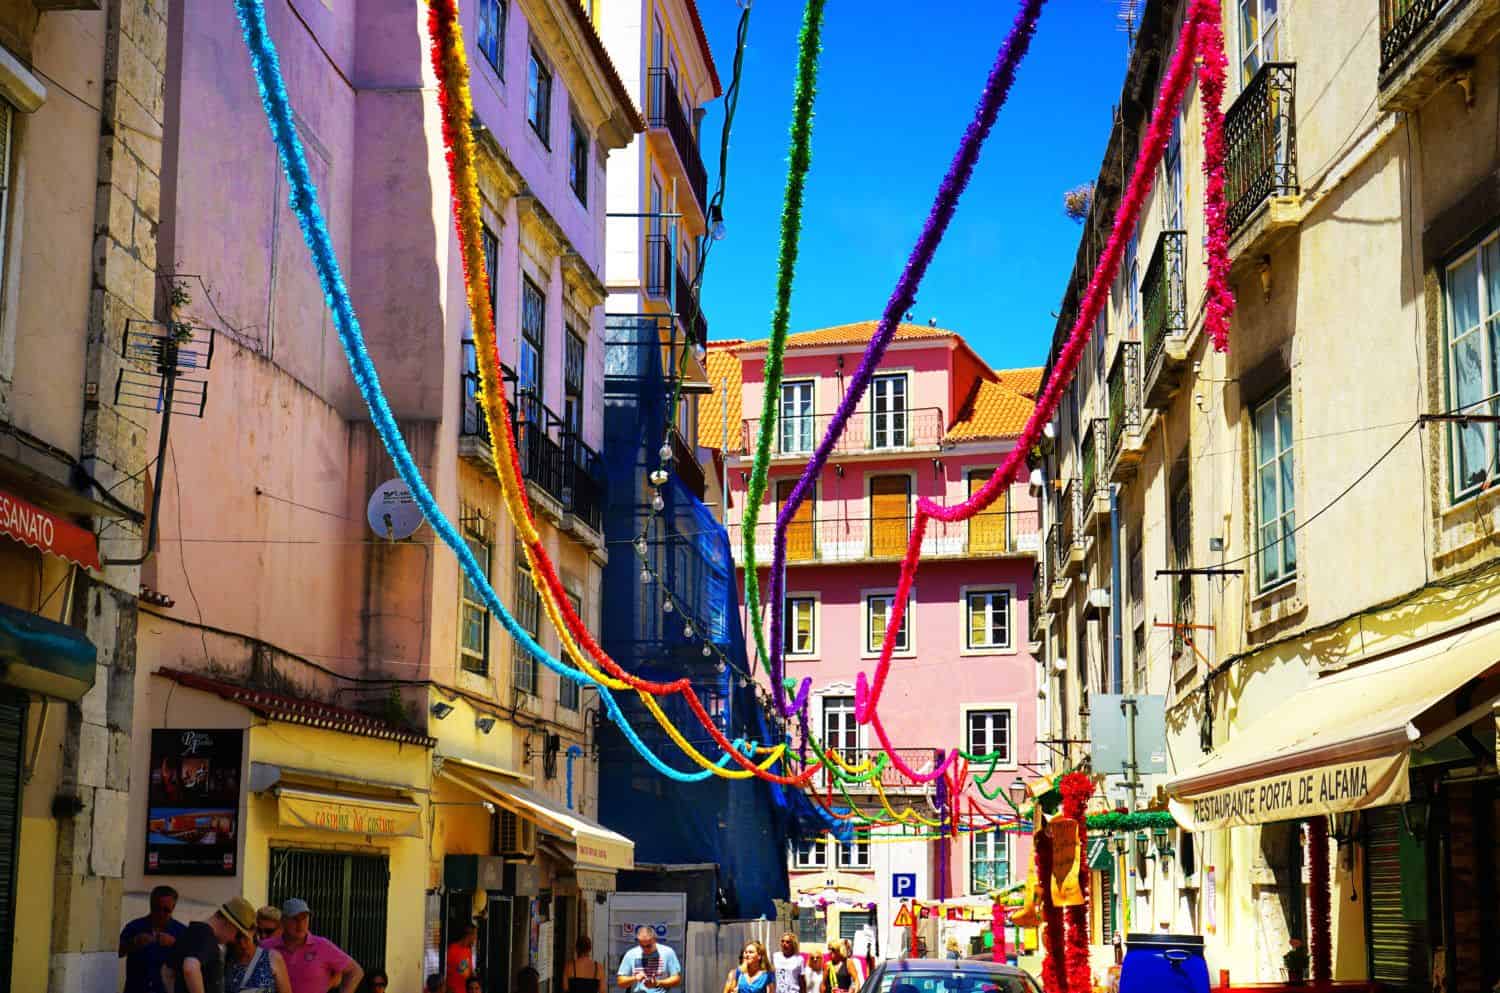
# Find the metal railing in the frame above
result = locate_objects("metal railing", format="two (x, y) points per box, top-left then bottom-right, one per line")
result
(1107, 341), (1142, 469)
(728, 509), (1040, 565)
(1081, 428), (1098, 501)
(1055, 483), (1080, 571)
(1045, 522), (1061, 581)
(643, 237), (709, 346)
(816, 747), (944, 791)
(647, 68), (708, 210)
(1029, 561), (1045, 642)
(670, 427), (706, 501)
(742, 407), (945, 455)
(1380, 0), (1461, 74)
(1225, 62), (1298, 234)
(1142, 229), (1187, 377)
(676, 260), (709, 346)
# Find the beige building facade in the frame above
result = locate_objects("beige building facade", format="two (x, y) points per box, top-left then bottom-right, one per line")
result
(1038, 0), (1500, 987)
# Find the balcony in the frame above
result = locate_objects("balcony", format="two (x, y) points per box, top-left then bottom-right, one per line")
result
(1057, 480), (1084, 577)
(728, 508), (1040, 567)
(1045, 524), (1067, 604)
(670, 427), (707, 501)
(1380, 0), (1500, 109)
(742, 407), (945, 458)
(817, 747), (943, 794)
(1081, 418), (1110, 526)
(1225, 63), (1299, 238)
(1142, 230), (1189, 409)
(1029, 562), (1045, 645)
(1106, 341), (1144, 482)
(647, 67), (708, 212)
(644, 237), (711, 347)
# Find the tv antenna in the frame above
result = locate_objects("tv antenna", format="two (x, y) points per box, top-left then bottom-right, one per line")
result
(1116, 0), (1142, 48)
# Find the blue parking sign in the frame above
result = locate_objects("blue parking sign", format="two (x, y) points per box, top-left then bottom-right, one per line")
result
(892, 873), (917, 899)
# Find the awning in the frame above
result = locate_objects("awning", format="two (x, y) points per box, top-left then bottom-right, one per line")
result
(1167, 621), (1500, 831)
(0, 487), (100, 570)
(1086, 837), (1113, 871)
(273, 784), (422, 838)
(440, 758), (634, 870)
(0, 600), (96, 700)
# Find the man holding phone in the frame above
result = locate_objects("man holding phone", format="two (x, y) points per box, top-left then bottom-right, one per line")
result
(617, 926), (682, 993)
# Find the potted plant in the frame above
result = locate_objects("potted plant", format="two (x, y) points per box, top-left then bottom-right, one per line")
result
(1283, 938), (1308, 985)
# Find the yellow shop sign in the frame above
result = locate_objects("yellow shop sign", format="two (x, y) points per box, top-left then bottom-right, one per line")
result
(276, 786), (422, 838)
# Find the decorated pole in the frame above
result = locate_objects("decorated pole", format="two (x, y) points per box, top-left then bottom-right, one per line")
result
(1307, 817), (1332, 984)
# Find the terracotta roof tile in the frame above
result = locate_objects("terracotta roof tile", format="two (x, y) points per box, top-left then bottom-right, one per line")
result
(996, 366), (1044, 398)
(697, 346), (743, 452)
(734, 321), (957, 351)
(945, 378), (1035, 443)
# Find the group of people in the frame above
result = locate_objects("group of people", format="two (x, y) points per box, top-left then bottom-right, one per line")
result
(120, 886), (369, 993)
(731, 933), (867, 993)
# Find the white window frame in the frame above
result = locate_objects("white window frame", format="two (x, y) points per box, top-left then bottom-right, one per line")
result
(1163, 115), (1184, 232)
(792, 838), (828, 870)
(969, 831), (1010, 894)
(870, 372), (909, 449)
(459, 528), (492, 675)
(477, 0), (506, 77)
(821, 694), (860, 762)
(962, 705), (1015, 768)
(1237, 0), (1283, 87)
(962, 585), (1014, 653)
(1445, 231), (1500, 502)
(836, 837), (872, 871)
(779, 380), (816, 454)
(783, 593), (818, 658)
(526, 46), (552, 145)
(1253, 385), (1297, 591)
(863, 589), (912, 657)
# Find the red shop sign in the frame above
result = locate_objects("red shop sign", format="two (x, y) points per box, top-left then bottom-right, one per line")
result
(0, 488), (100, 570)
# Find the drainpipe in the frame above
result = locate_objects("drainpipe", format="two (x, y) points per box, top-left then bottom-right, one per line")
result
(565, 744), (583, 810)
(1110, 486), (1123, 694)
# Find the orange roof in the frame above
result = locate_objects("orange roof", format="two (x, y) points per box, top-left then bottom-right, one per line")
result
(734, 321), (957, 352)
(944, 378), (1035, 443)
(697, 345), (743, 451)
(996, 366), (1044, 399)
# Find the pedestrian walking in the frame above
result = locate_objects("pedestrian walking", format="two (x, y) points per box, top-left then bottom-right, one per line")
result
(723, 941), (772, 993)
(563, 935), (605, 993)
(445, 924), (479, 993)
(616, 927), (681, 993)
(836, 942), (864, 988)
(255, 908), (282, 944)
(121, 885), (189, 993)
(166, 897), (248, 993)
(772, 933), (805, 993)
(819, 944), (856, 993)
(943, 937), (961, 961)
(221, 896), (292, 993)
(262, 898), (364, 993)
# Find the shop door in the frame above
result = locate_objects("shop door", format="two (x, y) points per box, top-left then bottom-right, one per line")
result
(868, 476), (910, 558)
(551, 895), (573, 993)
(1365, 807), (1429, 992)
(0, 693), (23, 990)
(269, 848), (390, 976)
(485, 895), (515, 993)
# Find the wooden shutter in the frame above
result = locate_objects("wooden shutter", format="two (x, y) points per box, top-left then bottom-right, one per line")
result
(968, 471), (1008, 553)
(869, 476), (910, 558)
(777, 479), (816, 562)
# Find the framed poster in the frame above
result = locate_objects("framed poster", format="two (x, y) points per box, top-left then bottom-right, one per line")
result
(145, 729), (243, 875)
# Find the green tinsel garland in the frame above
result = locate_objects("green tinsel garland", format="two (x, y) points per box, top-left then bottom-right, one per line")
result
(1085, 810), (1178, 831)
(741, 0), (828, 674)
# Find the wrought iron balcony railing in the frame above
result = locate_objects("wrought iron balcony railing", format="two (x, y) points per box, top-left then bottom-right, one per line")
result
(1081, 428), (1098, 501)
(1107, 341), (1142, 474)
(643, 236), (709, 346)
(1030, 561), (1045, 643)
(1046, 522), (1062, 580)
(816, 747), (945, 792)
(1380, 0), (1462, 75)
(676, 261), (709, 347)
(1142, 230), (1187, 375)
(1224, 63), (1298, 235)
(647, 68), (708, 211)
(670, 427), (707, 501)
(728, 509), (1040, 566)
(742, 407), (945, 456)
(1055, 481), (1083, 573)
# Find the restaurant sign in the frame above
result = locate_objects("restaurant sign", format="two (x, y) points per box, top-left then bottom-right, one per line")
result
(0, 488), (100, 570)
(1169, 751), (1410, 831)
(276, 787), (422, 838)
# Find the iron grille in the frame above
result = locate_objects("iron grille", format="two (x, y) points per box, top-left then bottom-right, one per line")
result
(268, 848), (390, 975)
(1224, 63), (1298, 234)
(646, 68), (707, 210)
(1142, 230), (1187, 378)
(1107, 341), (1142, 469)
(1380, 0), (1461, 75)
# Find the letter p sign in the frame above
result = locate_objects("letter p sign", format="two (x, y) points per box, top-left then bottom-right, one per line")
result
(892, 873), (917, 899)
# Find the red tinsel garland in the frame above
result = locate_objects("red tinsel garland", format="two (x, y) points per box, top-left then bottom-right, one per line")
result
(1060, 774), (1095, 993)
(1035, 821), (1065, 992)
(1307, 818), (1331, 984)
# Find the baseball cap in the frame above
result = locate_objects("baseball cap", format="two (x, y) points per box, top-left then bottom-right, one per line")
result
(218, 897), (257, 938)
(281, 898), (312, 918)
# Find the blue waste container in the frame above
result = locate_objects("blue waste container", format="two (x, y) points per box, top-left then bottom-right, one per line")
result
(1118, 934), (1210, 993)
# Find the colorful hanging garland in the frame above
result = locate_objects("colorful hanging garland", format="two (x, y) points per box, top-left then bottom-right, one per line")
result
(1059, 773), (1094, 993)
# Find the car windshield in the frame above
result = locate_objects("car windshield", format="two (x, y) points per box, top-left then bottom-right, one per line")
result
(879, 970), (1039, 993)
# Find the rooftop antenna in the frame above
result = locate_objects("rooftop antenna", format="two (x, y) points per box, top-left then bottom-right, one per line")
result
(1116, 0), (1142, 49)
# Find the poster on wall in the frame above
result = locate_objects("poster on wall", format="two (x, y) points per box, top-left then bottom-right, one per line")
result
(145, 729), (243, 875)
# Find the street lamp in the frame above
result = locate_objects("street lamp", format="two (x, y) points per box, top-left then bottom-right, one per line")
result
(1008, 777), (1028, 809)
(1153, 824), (1173, 863)
(1111, 832), (1129, 856)
(1134, 831), (1150, 864)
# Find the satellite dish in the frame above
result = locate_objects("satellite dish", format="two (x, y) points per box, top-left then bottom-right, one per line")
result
(367, 479), (423, 540)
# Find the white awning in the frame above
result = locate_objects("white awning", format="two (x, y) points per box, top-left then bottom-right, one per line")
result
(1167, 619), (1500, 830)
(439, 758), (634, 870)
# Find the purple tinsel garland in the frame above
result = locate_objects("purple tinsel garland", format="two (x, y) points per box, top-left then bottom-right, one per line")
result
(767, 0), (1048, 715)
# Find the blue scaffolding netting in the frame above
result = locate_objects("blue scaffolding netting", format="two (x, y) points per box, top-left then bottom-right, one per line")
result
(596, 315), (836, 920)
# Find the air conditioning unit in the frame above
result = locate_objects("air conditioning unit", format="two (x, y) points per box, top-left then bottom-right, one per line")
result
(499, 809), (537, 860)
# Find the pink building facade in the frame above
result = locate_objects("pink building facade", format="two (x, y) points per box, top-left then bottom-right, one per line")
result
(703, 323), (1044, 949)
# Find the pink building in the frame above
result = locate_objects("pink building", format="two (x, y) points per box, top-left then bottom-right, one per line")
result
(701, 322), (1044, 948)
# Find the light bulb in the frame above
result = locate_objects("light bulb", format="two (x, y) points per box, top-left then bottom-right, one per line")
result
(659, 443), (673, 462)
(641, 568), (652, 584)
(663, 599), (674, 613)
(635, 538), (647, 556)
(684, 624), (694, 639)
(694, 343), (708, 362)
(649, 468), (669, 487)
(702, 644), (713, 657)
(710, 219), (727, 242)
(652, 494), (664, 512)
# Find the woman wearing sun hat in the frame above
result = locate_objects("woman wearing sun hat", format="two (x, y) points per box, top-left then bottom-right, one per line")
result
(214, 896), (292, 993)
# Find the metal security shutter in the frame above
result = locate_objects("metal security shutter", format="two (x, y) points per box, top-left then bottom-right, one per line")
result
(270, 848), (390, 974)
(1098, 864), (1115, 943)
(1365, 808), (1428, 992)
(0, 693), (23, 991)
(838, 911), (871, 941)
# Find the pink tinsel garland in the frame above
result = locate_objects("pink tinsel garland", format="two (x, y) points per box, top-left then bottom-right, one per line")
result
(1060, 774), (1095, 993)
(1035, 821), (1065, 993)
(855, 0), (1235, 786)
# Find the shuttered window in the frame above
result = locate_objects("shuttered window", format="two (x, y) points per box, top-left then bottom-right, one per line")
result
(869, 475), (910, 558)
(838, 910), (872, 940)
(1364, 808), (1429, 991)
(777, 479), (816, 562)
(0, 692), (23, 990)
(269, 848), (390, 977)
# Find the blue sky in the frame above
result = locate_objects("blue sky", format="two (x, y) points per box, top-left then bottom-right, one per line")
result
(696, 0), (1135, 373)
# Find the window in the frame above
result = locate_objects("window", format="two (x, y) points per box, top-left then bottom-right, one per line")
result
(966, 709), (1011, 764)
(569, 118), (589, 204)
(1254, 386), (1296, 589)
(837, 838), (871, 870)
(1237, 0), (1282, 86)
(865, 594), (909, 654)
(559, 593), (583, 711)
(966, 589), (1012, 650)
(970, 832), (1009, 893)
(1128, 529), (1144, 618)
(1169, 474), (1194, 660)
(784, 596), (816, 656)
(1132, 623), (1147, 695)
(527, 48), (552, 144)
(869, 474), (911, 558)
(477, 0), (506, 75)
(1163, 117), (1184, 231)
(871, 374), (908, 448)
(521, 277), (546, 404)
(460, 526), (492, 675)
(779, 381), (815, 454)
(482, 227), (500, 314)
(1122, 231), (1140, 333)
(792, 838), (827, 870)
(822, 696), (858, 761)
(1445, 233), (1500, 500)
(514, 554), (540, 695)
(564, 328), (586, 437)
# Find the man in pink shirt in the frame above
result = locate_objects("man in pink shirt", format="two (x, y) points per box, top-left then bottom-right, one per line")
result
(262, 898), (364, 993)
